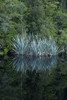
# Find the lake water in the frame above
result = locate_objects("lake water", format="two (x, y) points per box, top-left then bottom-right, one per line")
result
(0, 55), (67, 100)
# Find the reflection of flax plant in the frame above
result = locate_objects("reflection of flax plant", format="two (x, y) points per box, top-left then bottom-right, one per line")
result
(12, 35), (58, 56)
(12, 55), (58, 72)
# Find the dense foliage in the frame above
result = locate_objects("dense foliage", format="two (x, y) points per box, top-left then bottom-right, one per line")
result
(0, 0), (67, 54)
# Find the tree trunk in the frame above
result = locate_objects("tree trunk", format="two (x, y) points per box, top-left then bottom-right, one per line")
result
(21, 16), (23, 35)
(21, 21), (23, 35)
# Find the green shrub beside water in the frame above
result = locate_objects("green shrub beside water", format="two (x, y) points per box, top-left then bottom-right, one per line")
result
(12, 35), (58, 56)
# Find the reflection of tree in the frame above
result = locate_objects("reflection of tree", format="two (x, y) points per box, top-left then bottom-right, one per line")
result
(21, 67), (67, 100)
(12, 56), (58, 72)
(0, 56), (67, 100)
(11, 55), (58, 99)
(0, 73), (10, 90)
(0, 73), (11, 99)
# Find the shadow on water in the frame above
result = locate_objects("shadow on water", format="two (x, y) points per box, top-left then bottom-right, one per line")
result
(0, 55), (67, 100)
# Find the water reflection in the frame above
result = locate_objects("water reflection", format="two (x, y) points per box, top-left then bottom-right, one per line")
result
(0, 56), (67, 100)
(12, 56), (58, 72)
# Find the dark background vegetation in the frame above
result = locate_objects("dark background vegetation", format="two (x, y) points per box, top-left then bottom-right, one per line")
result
(0, 0), (67, 54)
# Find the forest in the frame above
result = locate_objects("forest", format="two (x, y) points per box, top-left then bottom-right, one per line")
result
(0, 0), (67, 55)
(0, 1), (67, 100)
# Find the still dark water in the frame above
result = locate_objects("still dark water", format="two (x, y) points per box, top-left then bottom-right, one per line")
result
(0, 55), (67, 100)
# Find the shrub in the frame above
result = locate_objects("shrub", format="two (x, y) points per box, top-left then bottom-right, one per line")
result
(12, 35), (28, 55)
(12, 34), (58, 56)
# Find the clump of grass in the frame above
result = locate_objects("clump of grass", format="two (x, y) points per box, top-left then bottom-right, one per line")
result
(12, 34), (58, 56)
(12, 35), (28, 55)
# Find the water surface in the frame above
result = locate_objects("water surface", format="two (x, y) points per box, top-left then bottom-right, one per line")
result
(0, 55), (67, 100)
